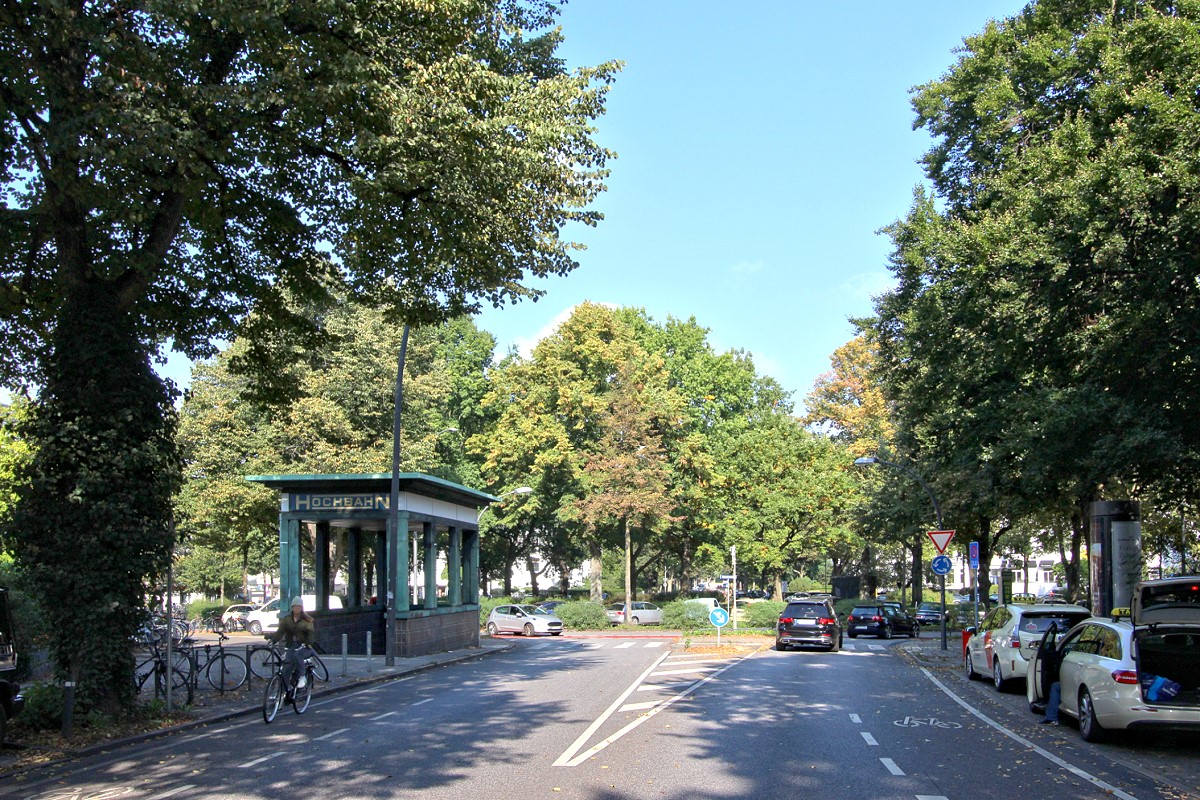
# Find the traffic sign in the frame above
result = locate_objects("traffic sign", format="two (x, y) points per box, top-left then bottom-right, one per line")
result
(931, 555), (952, 576)
(709, 607), (730, 628)
(927, 530), (955, 554)
(969, 541), (980, 570)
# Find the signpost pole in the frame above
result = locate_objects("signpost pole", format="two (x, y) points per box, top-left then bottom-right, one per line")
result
(731, 546), (737, 633)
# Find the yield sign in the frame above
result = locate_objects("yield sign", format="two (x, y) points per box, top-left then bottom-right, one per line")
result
(927, 530), (955, 555)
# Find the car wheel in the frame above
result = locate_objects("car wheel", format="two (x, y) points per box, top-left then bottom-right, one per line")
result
(776, 640), (789, 651)
(993, 660), (1010, 693)
(1079, 688), (1107, 743)
(881, 625), (892, 640)
(965, 652), (979, 681)
(486, 622), (499, 636)
(523, 623), (535, 637)
(828, 636), (840, 653)
(910, 625), (919, 639)
(248, 621), (262, 636)
(848, 632), (857, 639)
(631, 616), (641, 625)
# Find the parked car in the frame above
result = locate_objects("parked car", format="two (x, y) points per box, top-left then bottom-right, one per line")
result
(847, 604), (919, 639)
(1026, 576), (1200, 741)
(964, 602), (1092, 691)
(776, 599), (842, 652)
(221, 603), (257, 631)
(883, 602), (919, 631)
(915, 602), (949, 626)
(605, 601), (662, 626)
(246, 595), (344, 635)
(486, 604), (564, 636)
(537, 600), (568, 613)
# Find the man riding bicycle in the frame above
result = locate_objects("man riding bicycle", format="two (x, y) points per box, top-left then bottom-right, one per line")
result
(267, 597), (314, 697)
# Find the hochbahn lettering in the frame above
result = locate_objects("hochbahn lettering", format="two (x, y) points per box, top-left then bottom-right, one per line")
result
(291, 493), (389, 511)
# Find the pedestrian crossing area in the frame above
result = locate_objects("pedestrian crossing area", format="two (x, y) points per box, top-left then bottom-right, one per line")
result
(514, 637), (893, 653)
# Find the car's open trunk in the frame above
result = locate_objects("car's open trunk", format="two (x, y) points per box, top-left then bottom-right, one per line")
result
(1135, 628), (1200, 707)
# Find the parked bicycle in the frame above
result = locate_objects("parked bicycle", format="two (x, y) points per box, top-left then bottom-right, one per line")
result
(132, 634), (192, 709)
(249, 642), (328, 682)
(177, 631), (248, 692)
(261, 644), (317, 722)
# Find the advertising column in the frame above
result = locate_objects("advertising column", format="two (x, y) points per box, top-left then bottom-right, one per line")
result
(1089, 500), (1141, 616)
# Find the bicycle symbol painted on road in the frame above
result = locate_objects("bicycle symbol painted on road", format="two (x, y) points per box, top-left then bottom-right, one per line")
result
(894, 716), (962, 729)
(24, 787), (136, 800)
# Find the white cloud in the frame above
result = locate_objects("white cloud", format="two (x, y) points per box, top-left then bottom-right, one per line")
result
(730, 259), (766, 278)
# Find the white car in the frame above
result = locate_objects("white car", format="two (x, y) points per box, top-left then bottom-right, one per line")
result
(1026, 576), (1200, 742)
(485, 604), (563, 636)
(606, 601), (662, 626)
(964, 602), (1092, 691)
(246, 595), (344, 635)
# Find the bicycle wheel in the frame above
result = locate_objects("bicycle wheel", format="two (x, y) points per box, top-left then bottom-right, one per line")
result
(207, 652), (248, 692)
(248, 646), (277, 680)
(293, 668), (313, 714)
(263, 673), (285, 723)
(155, 665), (193, 709)
(310, 653), (329, 682)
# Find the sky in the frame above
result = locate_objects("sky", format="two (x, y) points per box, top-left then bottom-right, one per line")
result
(159, 1), (1031, 410)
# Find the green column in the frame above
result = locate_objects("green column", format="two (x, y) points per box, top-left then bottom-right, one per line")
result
(347, 528), (362, 607)
(465, 528), (480, 604)
(391, 511), (410, 617)
(424, 522), (438, 610)
(280, 516), (302, 608)
(315, 521), (330, 612)
(447, 526), (461, 606)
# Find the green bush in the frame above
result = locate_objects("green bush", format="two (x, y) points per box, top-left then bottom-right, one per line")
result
(744, 601), (785, 628)
(186, 599), (226, 621)
(13, 681), (63, 731)
(555, 601), (609, 630)
(662, 600), (714, 631)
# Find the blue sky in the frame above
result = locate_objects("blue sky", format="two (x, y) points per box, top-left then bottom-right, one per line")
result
(159, 1), (1029, 409)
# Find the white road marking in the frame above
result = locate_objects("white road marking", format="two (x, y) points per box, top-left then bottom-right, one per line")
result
(240, 752), (285, 768)
(555, 651), (755, 767)
(849, 713), (861, 724)
(861, 732), (878, 746)
(411, 698), (433, 706)
(614, 642), (636, 649)
(636, 681), (694, 692)
(868, 644), (884, 651)
(664, 657), (726, 665)
(146, 786), (197, 800)
(643, 642), (665, 648)
(619, 701), (661, 712)
(916, 796), (950, 800)
(653, 666), (719, 676)
(920, 668), (1140, 800)
(313, 728), (349, 741)
(371, 711), (398, 721)
(880, 758), (905, 776)
(843, 644), (856, 650)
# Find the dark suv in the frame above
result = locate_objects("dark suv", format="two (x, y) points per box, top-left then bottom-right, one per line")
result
(847, 604), (919, 639)
(776, 600), (842, 652)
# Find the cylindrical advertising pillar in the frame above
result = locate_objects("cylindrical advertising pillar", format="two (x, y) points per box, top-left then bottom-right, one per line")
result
(1089, 501), (1141, 616)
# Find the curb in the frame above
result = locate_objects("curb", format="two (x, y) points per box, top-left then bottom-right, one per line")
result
(1, 641), (515, 781)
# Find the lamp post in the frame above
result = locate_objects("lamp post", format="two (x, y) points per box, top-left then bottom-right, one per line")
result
(386, 324), (411, 666)
(854, 455), (949, 650)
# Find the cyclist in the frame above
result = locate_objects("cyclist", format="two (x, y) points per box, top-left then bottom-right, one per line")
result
(267, 597), (315, 697)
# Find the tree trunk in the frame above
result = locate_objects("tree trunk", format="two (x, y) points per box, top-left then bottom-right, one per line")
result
(911, 530), (924, 605)
(589, 540), (603, 602)
(623, 518), (632, 616)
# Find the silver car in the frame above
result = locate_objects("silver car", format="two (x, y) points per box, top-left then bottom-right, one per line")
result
(1026, 576), (1200, 742)
(486, 604), (564, 636)
(606, 601), (663, 626)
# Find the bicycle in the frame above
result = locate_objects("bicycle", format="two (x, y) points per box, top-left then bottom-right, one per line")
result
(250, 641), (328, 682)
(177, 631), (248, 692)
(132, 635), (193, 709)
(262, 644), (317, 723)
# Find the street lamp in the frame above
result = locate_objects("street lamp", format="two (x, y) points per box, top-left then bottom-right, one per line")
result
(854, 455), (949, 650)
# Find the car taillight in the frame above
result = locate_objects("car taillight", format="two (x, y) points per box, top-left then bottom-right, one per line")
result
(1010, 633), (1021, 648)
(779, 617), (794, 624)
(873, 615), (883, 622)
(1111, 670), (1139, 685)
(818, 617), (836, 625)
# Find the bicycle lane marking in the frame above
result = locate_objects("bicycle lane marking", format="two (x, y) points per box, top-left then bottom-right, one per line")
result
(919, 667), (1140, 800)
(552, 650), (757, 768)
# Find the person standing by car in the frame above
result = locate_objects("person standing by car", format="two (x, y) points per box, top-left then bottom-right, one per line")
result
(267, 597), (314, 696)
(1037, 622), (1063, 725)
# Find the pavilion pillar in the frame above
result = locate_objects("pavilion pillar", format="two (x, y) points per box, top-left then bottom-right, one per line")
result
(424, 522), (438, 610)
(347, 527), (362, 607)
(464, 528), (480, 604)
(375, 531), (387, 606)
(315, 521), (330, 611)
(391, 511), (410, 616)
(279, 516), (302, 607)
(447, 526), (461, 606)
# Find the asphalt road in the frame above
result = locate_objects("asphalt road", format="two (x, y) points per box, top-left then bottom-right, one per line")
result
(1, 636), (1196, 800)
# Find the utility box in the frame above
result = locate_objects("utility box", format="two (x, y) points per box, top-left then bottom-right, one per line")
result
(1089, 500), (1142, 616)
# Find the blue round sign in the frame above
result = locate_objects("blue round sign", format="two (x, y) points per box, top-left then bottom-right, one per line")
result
(709, 607), (730, 628)
(931, 555), (953, 576)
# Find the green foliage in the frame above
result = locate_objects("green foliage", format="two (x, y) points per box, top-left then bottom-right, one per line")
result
(554, 601), (609, 630)
(662, 600), (715, 631)
(175, 547), (242, 601)
(12, 682), (63, 732)
(186, 599), (227, 621)
(0, 556), (49, 682)
(744, 601), (785, 629)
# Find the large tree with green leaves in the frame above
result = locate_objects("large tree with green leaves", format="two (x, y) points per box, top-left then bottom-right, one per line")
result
(1, 0), (616, 709)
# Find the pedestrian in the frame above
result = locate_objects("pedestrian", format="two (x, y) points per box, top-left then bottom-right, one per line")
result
(1038, 623), (1063, 725)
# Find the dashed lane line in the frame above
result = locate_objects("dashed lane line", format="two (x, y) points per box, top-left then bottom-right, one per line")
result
(861, 732), (878, 746)
(880, 758), (905, 776)
(145, 787), (197, 800)
(313, 728), (349, 741)
(239, 752), (285, 768)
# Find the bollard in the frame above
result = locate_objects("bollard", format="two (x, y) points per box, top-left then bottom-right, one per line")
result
(366, 631), (373, 672)
(61, 681), (76, 740)
(341, 633), (348, 678)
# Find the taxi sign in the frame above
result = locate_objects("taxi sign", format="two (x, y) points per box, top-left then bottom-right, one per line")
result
(927, 530), (955, 554)
(709, 607), (730, 628)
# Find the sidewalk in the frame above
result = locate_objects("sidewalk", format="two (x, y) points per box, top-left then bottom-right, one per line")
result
(896, 629), (968, 669)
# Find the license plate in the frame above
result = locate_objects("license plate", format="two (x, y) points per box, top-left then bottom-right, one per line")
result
(853, 626), (867, 631)
(797, 619), (816, 627)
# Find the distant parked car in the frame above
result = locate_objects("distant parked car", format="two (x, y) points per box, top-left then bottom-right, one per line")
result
(847, 604), (919, 639)
(486, 604), (564, 636)
(776, 599), (842, 652)
(221, 603), (257, 631)
(537, 600), (568, 613)
(606, 601), (663, 626)
(915, 602), (949, 626)
(246, 595), (344, 635)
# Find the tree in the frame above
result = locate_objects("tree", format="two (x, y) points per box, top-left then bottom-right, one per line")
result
(2, 0), (615, 708)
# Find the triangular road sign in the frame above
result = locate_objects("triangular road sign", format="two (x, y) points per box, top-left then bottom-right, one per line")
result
(927, 530), (955, 555)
